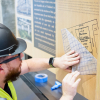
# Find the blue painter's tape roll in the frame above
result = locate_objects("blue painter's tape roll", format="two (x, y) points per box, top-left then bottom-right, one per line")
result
(35, 73), (48, 83)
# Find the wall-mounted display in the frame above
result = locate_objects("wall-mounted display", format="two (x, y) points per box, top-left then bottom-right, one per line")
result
(33, 0), (56, 56)
(16, 0), (32, 42)
(17, 0), (31, 16)
(15, 0), (100, 99)
(17, 17), (32, 41)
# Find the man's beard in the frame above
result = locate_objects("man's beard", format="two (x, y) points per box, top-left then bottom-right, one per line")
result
(3, 62), (22, 83)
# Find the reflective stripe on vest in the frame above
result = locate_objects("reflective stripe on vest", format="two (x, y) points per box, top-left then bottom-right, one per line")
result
(0, 80), (17, 100)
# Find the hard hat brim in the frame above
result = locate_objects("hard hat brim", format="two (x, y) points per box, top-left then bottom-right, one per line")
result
(12, 38), (27, 55)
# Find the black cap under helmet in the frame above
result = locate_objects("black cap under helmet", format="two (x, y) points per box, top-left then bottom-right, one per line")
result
(0, 23), (27, 57)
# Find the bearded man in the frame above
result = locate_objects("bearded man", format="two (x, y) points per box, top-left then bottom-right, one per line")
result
(0, 23), (80, 100)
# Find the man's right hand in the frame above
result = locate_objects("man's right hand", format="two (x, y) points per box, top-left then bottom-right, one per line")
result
(60, 71), (81, 100)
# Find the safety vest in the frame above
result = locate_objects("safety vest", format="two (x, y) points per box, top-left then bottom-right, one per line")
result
(0, 80), (17, 100)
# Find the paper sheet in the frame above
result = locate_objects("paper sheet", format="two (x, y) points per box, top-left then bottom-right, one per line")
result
(61, 29), (97, 74)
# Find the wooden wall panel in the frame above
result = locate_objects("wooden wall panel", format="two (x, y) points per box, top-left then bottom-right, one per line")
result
(95, 2), (100, 99)
(56, 0), (99, 99)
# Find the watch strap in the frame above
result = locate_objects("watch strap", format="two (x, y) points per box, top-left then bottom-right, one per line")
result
(49, 57), (55, 68)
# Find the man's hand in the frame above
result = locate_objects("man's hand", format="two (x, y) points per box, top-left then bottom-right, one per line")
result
(53, 50), (80, 72)
(60, 71), (81, 100)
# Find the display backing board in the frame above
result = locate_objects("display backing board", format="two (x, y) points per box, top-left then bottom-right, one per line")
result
(56, 0), (99, 100)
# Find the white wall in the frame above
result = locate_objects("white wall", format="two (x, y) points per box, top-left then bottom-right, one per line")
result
(0, 0), (3, 23)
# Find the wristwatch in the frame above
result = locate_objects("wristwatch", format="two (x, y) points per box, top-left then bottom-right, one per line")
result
(49, 57), (55, 68)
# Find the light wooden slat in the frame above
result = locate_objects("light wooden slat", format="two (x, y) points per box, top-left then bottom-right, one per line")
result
(95, 5), (100, 99)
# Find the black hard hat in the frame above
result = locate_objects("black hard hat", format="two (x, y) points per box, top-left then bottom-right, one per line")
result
(0, 23), (27, 57)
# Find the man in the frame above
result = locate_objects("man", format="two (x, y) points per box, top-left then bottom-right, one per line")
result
(0, 23), (80, 100)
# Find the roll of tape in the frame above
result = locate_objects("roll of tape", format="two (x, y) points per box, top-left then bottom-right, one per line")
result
(35, 73), (48, 83)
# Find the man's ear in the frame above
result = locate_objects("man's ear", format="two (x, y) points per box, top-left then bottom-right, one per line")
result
(20, 53), (24, 59)
(0, 64), (6, 80)
(0, 64), (4, 74)
(0, 64), (3, 70)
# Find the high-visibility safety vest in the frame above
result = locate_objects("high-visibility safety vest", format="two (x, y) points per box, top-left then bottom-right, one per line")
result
(0, 80), (17, 100)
